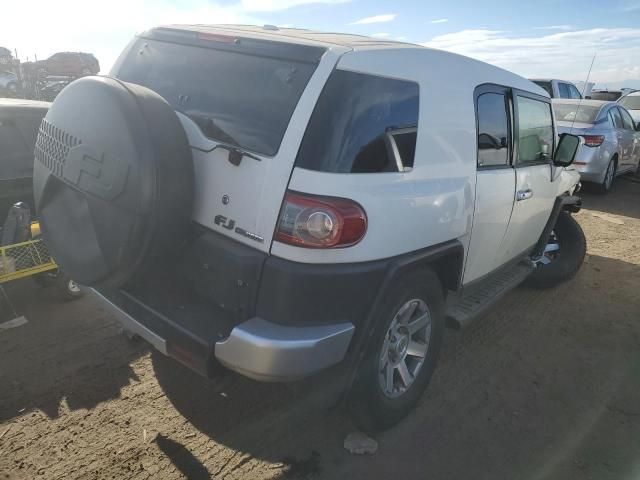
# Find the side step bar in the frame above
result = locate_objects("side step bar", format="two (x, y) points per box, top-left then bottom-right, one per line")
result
(446, 261), (534, 329)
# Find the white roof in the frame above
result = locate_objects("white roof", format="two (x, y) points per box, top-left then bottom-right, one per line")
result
(157, 24), (420, 51)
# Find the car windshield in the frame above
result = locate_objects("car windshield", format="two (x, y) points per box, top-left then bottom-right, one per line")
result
(116, 37), (322, 156)
(619, 95), (640, 110)
(552, 103), (601, 123)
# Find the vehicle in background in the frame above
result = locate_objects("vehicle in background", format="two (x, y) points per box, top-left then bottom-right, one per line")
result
(0, 47), (12, 65)
(0, 98), (50, 220)
(0, 70), (19, 92)
(553, 99), (640, 192)
(530, 78), (582, 99)
(24, 52), (99, 77)
(618, 91), (640, 124)
(589, 90), (624, 101)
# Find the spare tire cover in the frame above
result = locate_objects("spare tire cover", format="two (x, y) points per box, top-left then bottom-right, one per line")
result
(33, 76), (194, 288)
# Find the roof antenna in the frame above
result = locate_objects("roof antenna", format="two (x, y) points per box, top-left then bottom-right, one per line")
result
(570, 52), (597, 136)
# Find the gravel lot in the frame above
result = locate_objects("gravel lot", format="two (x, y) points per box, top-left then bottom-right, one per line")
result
(1, 176), (639, 480)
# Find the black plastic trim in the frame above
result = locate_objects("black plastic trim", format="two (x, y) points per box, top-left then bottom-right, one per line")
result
(338, 239), (464, 391)
(531, 194), (582, 258)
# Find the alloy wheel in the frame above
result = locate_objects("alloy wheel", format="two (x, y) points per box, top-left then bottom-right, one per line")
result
(379, 299), (432, 398)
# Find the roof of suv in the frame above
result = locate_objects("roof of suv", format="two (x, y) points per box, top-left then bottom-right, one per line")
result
(156, 24), (419, 50)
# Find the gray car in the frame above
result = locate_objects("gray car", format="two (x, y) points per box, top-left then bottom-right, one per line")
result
(553, 99), (640, 192)
(0, 70), (18, 92)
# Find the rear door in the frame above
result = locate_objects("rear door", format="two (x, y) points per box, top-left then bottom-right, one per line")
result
(618, 107), (640, 171)
(114, 32), (342, 253)
(463, 85), (516, 283)
(499, 91), (557, 262)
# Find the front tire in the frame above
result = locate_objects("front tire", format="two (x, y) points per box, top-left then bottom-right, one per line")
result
(527, 211), (586, 289)
(348, 268), (445, 431)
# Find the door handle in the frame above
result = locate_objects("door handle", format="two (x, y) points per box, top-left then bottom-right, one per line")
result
(516, 189), (533, 201)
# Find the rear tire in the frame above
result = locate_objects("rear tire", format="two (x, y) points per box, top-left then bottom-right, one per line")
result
(526, 211), (586, 289)
(598, 157), (616, 193)
(348, 268), (445, 431)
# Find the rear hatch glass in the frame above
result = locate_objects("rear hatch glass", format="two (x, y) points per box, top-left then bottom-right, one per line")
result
(116, 33), (324, 156)
(552, 103), (601, 124)
(619, 95), (640, 110)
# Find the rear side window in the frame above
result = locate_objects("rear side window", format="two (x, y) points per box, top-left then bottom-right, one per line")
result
(558, 83), (571, 98)
(568, 84), (582, 99)
(117, 38), (321, 156)
(296, 70), (419, 173)
(619, 107), (636, 130)
(477, 92), (510, 167)
(516, 96), (554, 164)
(609, 108), (624, 128)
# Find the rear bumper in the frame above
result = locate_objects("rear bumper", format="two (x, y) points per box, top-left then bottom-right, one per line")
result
(573, 145), (612, 184)
(215, 319), (354, 382)
(90, 288), (355, 382)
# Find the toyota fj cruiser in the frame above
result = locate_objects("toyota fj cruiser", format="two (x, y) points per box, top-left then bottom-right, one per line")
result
(33, 25), (585, 430)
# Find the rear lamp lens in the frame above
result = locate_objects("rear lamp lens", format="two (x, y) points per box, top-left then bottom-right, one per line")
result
(275, 191), (367, 248)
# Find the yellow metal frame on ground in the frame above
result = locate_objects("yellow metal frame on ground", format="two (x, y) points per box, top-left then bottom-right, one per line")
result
(0, 236), (58, 284)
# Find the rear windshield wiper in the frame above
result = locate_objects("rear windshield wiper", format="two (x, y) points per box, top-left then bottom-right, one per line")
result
(212, 143), (262, 166)
(187, 114), (261, 165)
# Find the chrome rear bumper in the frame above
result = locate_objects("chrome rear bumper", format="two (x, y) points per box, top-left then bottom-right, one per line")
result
(215, 319), (354, 382)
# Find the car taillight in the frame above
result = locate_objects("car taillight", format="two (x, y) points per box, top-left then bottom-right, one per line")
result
(581, 135), (604, 147)
(275, 191), (367, 248)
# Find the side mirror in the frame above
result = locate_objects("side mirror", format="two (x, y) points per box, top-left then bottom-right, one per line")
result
(554, 133), (580, 167)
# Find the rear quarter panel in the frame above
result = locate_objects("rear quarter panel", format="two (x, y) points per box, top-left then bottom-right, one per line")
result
(274, 48), (544, 264)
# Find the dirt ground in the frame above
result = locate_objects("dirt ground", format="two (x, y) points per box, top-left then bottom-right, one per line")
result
(1, 176), (639, 480)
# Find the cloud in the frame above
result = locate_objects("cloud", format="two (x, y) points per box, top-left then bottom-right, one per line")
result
(430, 18), (448, 24)
(349, 14), (397, 25)
(371, 33), (390, 38)
(422, 28), (640, 83)
(535, 25), (573, 31)
(241, 0), (349, 12)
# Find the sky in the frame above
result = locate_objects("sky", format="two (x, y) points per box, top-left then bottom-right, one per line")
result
(2, 0), (640, 87)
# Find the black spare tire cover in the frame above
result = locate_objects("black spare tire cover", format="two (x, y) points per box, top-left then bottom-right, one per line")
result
(33, 76), (194, 288)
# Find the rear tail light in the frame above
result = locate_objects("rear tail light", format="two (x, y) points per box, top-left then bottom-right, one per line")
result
(275, 191), (367, 248)
(581, 135), (605, 147)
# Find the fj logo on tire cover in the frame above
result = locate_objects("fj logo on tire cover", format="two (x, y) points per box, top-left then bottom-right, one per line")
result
(62, 144), (130, 201)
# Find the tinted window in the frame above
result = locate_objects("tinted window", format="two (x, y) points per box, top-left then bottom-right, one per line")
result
(516, 96), (554, 164)
(296, 70), (419, 173)
(552, 103), (601, 123)
(533, 81), (553, 97)
(117, 38), (321, 156)
(619, 95), (640, 110)
(590, 91), (621, 101)
(0, 119), (31, 180)
(477, 92), (509, 167)
(619, 107), (636, 130)
(609, 108), (624, 128)
(568, 84), (582, 99)
(558, 83), (571, 98)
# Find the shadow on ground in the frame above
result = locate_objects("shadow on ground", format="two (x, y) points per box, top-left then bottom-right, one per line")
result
(580, 174), (640, 220)
(0, 279), (146, 422)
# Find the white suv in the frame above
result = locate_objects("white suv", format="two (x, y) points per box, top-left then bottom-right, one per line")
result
(33, 25), (585, 430)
